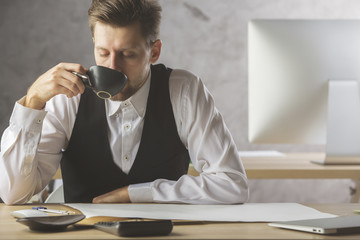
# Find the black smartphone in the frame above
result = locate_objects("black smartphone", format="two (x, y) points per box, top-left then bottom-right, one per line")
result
(94, 220), (173, 237)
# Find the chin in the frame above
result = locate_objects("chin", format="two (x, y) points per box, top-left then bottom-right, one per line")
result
(110, 95), (124, 101)
(111, 91), (131, 101)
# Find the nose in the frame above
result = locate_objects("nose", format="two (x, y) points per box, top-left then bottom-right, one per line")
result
(108, 53), (122, 72)
(109, 54), (117, 70)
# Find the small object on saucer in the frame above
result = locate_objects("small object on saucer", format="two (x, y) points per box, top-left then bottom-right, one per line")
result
(32, 206), (75, 215)
(16, 214), (85, 232)
(11, 209), (48, 218)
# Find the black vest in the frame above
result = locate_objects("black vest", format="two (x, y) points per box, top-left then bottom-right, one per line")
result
(61, 64), (190, 203)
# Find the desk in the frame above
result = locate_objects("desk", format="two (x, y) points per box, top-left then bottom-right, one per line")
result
(1, 203), (360, 239)
(241, 153), (360, 203)
(241, 152), (360, 179)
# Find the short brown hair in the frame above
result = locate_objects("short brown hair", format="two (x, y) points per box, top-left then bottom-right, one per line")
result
(88, 0), (162, 44)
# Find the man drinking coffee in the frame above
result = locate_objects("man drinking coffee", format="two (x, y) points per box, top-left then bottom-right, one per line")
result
(0, 0), (249, 204)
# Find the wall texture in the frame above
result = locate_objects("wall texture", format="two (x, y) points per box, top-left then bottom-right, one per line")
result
(2, 0), (360, 203)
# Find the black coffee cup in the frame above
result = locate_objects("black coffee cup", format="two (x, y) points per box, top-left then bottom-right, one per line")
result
(72, 66), (128, 99)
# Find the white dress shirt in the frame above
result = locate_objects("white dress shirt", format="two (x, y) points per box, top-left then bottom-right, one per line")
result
(0, 68), (249, 204)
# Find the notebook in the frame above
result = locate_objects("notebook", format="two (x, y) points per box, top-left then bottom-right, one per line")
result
(269, 215), (360, 235)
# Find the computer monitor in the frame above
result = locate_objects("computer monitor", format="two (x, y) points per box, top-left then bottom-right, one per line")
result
(248, 20), (360, 164)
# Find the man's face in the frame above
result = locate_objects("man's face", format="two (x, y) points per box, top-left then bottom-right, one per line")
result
(93, 21), (160, 101)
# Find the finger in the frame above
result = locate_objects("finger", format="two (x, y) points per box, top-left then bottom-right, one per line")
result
(95, 191), (122, 203)
(47, 63), (83, 89)
(92, 192), (114, 204)
(57, 75), (83, 96)
(92, 187), (130, 203)
(63, 63), (87, 94)
(59, 62), (87, 75)
(57, 85), (77, 99)
(62, 70), (86, 94)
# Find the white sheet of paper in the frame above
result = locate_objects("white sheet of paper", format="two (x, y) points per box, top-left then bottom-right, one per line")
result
(238, 150), (285, 157)
(66, 203), (336, 222)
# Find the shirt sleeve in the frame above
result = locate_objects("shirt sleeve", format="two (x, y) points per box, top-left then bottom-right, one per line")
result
(128, 69), (249, 204)
(0, 95), (78, 204)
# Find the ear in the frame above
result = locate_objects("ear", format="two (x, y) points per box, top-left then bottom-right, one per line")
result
(150, 39), (162, 63)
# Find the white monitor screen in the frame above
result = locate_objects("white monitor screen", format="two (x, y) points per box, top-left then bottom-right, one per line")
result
(248, 20), (360, 146)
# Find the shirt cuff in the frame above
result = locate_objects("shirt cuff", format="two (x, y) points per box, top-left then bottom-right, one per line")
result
(128, 182), (153, 203)
(10, 98), (47, 132)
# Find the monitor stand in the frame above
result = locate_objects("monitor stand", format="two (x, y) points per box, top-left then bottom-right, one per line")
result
(312, 80), (360, 165)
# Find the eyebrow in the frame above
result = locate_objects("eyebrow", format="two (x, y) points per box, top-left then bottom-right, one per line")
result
(95, 46), (138, 52)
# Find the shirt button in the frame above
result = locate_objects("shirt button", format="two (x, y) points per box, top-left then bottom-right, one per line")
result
(123, 155), (130, 161)
(114, 113), (119, 118)
(123, 102), (129, 107)
(36, 119), (42, 124)
(124, 124), (131, 130)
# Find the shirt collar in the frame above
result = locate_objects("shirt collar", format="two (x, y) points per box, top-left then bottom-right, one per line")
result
(105, 71), (151, 118)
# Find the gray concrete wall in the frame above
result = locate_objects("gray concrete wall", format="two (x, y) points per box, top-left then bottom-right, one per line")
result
(2, 0), (360, 203)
